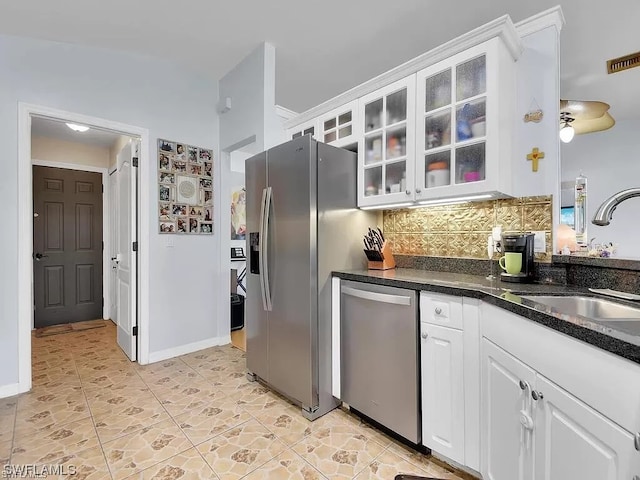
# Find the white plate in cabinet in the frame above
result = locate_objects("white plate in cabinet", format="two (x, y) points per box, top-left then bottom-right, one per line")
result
(414, 38), (515, 201)
(420, 291), (463, 329)
(421, 323), (465, 465)
(287, 118), (320, 142)
(357, 76), (416, 208)
(318, 101), (359, 148)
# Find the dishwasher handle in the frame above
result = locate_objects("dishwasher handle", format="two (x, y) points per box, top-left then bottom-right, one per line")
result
(341, 286), (412, 306)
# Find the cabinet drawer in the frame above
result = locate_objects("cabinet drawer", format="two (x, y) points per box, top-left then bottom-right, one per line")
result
(420, 291), (463, 329)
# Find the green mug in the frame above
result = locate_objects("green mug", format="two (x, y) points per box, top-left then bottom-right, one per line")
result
(499, 252), (522, 275)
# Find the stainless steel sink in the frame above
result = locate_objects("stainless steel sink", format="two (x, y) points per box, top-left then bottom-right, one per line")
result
(521, 295), (640, 321)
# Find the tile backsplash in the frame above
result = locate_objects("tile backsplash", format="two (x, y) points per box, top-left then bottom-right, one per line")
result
(383, 195), (553, 261)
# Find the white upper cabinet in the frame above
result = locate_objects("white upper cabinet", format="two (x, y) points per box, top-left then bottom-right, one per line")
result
(318, 101), (358, 148)
(357, 77), (416, 208)
(286, 118), (319, 141)
(415, 38), (515, 202)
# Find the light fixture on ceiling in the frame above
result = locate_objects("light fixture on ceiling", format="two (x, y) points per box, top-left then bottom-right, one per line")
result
(66, 123), (90, 133)
(559, 100), (615, 140)
(559, 112), (575, 143)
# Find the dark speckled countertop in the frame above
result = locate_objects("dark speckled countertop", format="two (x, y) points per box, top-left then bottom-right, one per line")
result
(333, 268), (640, 365)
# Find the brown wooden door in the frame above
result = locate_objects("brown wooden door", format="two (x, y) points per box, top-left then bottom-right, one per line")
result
(33, 166), (104, 327)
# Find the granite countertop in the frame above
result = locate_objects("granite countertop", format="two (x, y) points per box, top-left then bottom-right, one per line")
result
(333, 268), (640, 364)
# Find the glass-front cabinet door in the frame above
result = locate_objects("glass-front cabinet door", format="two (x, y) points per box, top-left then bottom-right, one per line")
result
(287, 118), (319, 141)
(357, 77), (416, 207)
(415, 40), (506, 201)
(319, 101), (358, 148)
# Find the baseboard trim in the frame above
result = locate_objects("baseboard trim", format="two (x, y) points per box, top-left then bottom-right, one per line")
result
(148, 336), (231, 364)
(0, 382), (22, 399)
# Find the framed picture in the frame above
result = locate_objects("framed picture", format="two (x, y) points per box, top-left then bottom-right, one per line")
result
(231, 186), (246, 240)
(158, 138), (214, 234)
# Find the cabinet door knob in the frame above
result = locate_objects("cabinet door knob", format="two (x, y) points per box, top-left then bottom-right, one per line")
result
(519, 380), (529, 391)
(531, 390), (544, 401)
(434, 307), (442, 315)
(634, 432), (640, 451)
(421, 332), (428, 339)
(405, 190), (412, 195)
(415, 188), (422, 194)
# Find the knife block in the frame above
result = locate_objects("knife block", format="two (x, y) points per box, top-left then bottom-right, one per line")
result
(367, 241), (396, 270)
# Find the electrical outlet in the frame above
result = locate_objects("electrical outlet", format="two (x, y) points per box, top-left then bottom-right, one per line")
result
(492, 225), (502, 252)
(533, 231), (546, 253)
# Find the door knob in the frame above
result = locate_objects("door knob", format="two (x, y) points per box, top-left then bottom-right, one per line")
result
(415, 188), (422, 194)
(421, 332), (428, 339)
(34, 252), (48, 260)
(405, 190), (412, 195)
(531, 390), (544, 401)
(435, 307), (442, 315)
(519, 380), (530, 391)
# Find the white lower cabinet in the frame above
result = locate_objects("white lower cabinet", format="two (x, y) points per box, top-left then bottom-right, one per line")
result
(534, 375), (638, 480)
(481, 304), (640, 480)
(482, 338), (536, 480)
(421, 323), (465, 464)
(420, 292), (480, 472)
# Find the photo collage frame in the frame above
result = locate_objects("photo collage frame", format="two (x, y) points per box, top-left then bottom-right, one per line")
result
(157, 138), (213, 234)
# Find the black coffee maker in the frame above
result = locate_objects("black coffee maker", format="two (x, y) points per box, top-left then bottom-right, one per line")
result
(500, 233), (535, 283)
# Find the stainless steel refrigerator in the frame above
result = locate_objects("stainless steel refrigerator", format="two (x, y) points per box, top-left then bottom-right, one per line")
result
(245, 135), (373, 420)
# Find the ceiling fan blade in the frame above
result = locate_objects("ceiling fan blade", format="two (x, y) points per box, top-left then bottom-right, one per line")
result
(573, 112), (616, 135)
(560, 99), (611, 120)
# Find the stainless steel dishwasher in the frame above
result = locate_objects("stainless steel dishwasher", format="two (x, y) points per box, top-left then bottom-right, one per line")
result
(340, 280), (420, 443)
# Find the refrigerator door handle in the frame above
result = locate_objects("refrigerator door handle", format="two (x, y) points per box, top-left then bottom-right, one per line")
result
(263, 186), (273, 311)
(341, 286), (412, 306)
(258, 187), (268, 311)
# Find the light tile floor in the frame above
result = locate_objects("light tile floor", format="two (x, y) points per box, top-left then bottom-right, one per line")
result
(0, 322), (473, 479)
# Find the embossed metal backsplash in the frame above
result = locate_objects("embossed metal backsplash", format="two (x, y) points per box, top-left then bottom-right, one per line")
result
(383, 196), (553, 261)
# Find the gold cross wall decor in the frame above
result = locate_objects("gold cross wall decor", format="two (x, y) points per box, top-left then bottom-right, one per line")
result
(526, 147), (545, 172)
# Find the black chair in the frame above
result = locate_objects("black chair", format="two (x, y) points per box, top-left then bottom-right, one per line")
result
(394, 476), (443, 480)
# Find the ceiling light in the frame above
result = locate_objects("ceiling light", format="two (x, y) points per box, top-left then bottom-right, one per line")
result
(559, 123), (575, 143)
(66, 123), (90, 133)
(559, 111), (575, 143)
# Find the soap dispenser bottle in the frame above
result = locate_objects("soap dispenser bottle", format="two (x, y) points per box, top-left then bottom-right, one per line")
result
(574, 173), (588, 247)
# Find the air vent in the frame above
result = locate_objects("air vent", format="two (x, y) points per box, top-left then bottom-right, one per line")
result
(607, 51), (640, 74)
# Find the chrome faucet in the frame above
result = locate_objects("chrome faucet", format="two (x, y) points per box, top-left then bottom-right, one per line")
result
(592, 188), (640, 226)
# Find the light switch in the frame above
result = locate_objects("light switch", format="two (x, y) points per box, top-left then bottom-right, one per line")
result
(533, 231), (546, 253)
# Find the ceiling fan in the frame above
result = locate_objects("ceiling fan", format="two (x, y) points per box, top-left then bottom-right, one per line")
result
(559, 99), (615, 142)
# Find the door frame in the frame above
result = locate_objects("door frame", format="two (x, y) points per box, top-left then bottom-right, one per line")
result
(31, 160), (111, 326)
(18, 103), (151, 393)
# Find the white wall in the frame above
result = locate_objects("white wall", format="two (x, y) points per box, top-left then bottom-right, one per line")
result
(0, 33), (220, 390)
(216, 42), (285, 335)
(32, 135), (111, 168)
(561, 119), (640, 259)
(110, 135), (132, 170)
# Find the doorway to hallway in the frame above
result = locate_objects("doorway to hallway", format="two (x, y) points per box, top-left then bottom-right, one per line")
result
(17, 103), (152, 395)
(32, 166), (104, 328)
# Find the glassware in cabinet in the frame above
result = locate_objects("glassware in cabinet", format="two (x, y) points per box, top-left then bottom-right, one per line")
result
(358, 77), (415, 207)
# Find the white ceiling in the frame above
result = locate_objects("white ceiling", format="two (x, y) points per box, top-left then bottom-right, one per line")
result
(2, 1), (639, 119)
(31, 116), (124, 149)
